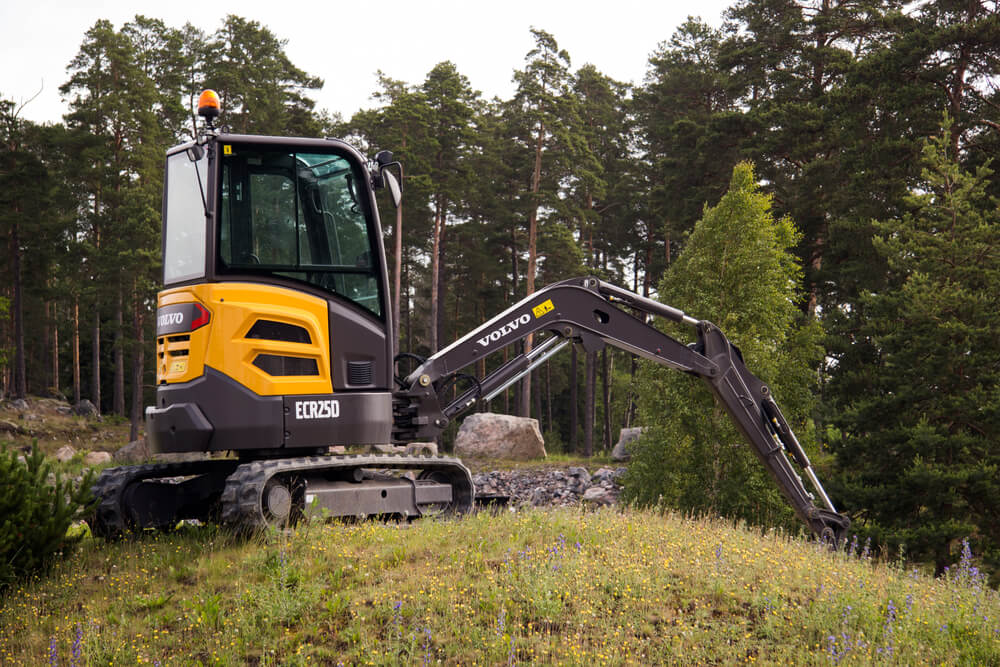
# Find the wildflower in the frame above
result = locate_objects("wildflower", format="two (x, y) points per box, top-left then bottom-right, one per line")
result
(48, 636), (57, 667)
(393, 600), (403, 639)
(71, 624), (82, 667)
(422, 627), (433, 666)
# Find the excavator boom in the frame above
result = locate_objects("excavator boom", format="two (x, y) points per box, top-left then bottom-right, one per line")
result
(393, 276), (850, 544)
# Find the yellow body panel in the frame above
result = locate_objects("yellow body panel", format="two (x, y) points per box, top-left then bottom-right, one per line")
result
(156, 283), (332, 396)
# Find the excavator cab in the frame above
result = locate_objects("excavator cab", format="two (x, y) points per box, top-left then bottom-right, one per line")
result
(149, 134), (398, 456)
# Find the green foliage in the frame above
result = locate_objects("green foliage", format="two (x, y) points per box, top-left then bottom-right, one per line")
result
(624, 162), (824, 531)
(0, 444), (94, 588)
(830, 120), (1000, 578)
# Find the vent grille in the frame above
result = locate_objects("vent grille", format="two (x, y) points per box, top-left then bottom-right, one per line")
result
(347, 360), (374, 385)
(253, 354), (319, 377)
(247, 320), (311, 344)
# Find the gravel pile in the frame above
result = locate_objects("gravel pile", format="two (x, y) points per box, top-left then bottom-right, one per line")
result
(472, 466), (625, 508)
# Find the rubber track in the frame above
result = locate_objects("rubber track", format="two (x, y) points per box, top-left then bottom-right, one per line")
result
(89, 459), (237, 538)
(219, 454), (475, 530)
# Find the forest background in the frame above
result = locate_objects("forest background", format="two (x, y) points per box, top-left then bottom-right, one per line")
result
(1, 1), (998, 580)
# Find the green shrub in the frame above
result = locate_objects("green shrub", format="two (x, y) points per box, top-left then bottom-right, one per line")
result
(0, 443), (94, 589)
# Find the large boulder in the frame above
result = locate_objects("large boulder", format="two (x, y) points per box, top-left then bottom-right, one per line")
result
(454, 412), (546, 461)
(54, 445), (77, 462)
(84, 451), (112, 466)
(114, 438), (151, 463)
(612, 427), (645, 462)
(74, 399), (99, 417)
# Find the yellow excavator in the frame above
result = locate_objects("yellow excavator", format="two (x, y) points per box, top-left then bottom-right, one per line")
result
(89, 91), (850, 543)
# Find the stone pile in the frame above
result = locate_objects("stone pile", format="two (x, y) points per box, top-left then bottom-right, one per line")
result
(473, 466), (625, 508)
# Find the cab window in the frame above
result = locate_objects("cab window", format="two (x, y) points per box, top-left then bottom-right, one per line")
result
(218, 146), (382, 317)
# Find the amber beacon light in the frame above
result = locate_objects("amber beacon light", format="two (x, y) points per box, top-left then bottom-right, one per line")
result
(198, 89), (221, 121)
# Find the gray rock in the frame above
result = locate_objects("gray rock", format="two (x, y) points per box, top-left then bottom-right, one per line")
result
(592, 467), (622, 484)
(472, 466), (626, 508)
(74, 399), (99, 417)
(0, 419), (24, 435)
(454, 412), (546, 460)
(11, 398), (29, 411)
(54, 445), (77, 462)
(612, 427), (645, 461)
(568, 466), (591, 486)
(114, 439), (150, 463)
(84, 451), (112, 465)
(582, 486), (617, 505)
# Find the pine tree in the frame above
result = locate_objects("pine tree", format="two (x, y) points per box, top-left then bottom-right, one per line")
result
(508, 29), (581, 417)
(421, 62), (478, 352)
(203, 15), (323, 137)
(623, 162), (824, 531)
(829, 121), (1000, 577)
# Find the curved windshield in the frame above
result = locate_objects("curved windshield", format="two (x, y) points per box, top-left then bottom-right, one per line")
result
(218, 146), (381, 317)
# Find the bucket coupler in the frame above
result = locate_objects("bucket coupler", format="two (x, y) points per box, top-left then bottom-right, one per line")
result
(392, 276), (850, 544)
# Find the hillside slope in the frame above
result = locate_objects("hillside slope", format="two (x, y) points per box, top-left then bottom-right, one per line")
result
(1, 507), (997, 665)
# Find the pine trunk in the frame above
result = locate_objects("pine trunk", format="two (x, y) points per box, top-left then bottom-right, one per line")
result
(113, 285), (125, 416)
(51, 304), (59, 396)
(73, 300), (81, 404)
(129, 288), (144, 442)
(429, 203), (443, 352)
(569, 344), (578, 453)
(584, 350), (596, 457)
(545, 361), (552, 437)
(602, 348), (612, 450)
(92, 312), (101, 413)
(520, 124), (544, 417)
(532, 369), (543, 427)
(11, 221), (26, 398)
(437, 218), (448, 350)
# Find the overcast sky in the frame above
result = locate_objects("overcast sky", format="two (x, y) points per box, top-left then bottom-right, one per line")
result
(1, 0), (732, 126)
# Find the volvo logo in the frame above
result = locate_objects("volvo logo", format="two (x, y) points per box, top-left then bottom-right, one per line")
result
(477, 313), (531, 348)
(157, 312), (185, 328)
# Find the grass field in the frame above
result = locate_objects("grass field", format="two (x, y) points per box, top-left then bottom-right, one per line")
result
(1, 507), (998, 666)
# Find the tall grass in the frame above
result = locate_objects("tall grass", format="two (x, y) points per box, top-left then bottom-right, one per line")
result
(1, 509), (997, 665)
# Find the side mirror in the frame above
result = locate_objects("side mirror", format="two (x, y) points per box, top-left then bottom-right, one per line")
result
(186, 145), (204, 162)
(384, 169), (402, 208)
(371, 150), (403, 208)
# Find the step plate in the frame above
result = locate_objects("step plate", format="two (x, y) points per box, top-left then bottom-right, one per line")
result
(304, 478), (453, 519)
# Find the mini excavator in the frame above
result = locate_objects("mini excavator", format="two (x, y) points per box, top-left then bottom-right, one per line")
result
(88, 91), (850, 544)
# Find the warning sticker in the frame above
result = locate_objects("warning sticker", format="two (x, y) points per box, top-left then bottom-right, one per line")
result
(532, 299), (555, 318)
(223, 145), (232, 155)
(170, 360), (187, 374)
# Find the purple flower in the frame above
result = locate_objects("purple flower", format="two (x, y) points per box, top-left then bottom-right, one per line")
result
(71, 624), (82, 667)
